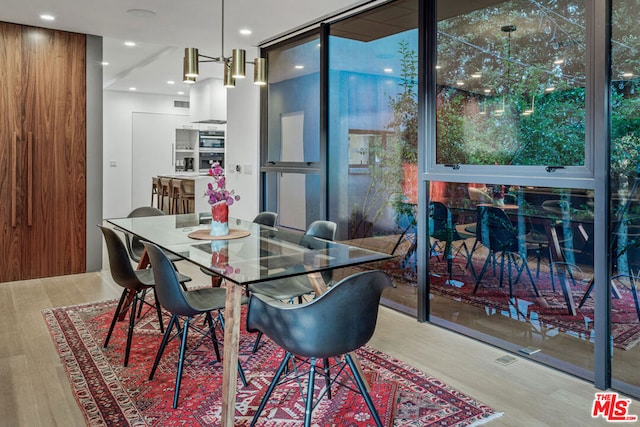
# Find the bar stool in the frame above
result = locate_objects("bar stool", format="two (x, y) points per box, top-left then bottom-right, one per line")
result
(169, 179), (183, 214)
(151, 177), (160, 208)
(159, 178), (172, 213)
(179, 180), (195, 214)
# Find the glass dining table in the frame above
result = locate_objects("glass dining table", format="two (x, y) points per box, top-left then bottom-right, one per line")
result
(106, 213), (392, 426)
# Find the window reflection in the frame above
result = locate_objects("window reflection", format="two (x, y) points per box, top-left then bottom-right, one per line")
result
(429, 182), (596, 368)
(611, 0), (640, 392)
(436, 0), (586, 166)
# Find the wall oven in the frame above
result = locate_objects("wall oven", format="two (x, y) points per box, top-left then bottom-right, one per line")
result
(199, 151), (224, 172)
(199, 129), (225, 150)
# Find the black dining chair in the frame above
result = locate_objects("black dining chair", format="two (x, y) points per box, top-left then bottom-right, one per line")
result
(472, 206), (540, 298)
(123, 206), (184, 264)
(98, 225), (192, 367)
(246, 270), (394, 427)
(429, 201), (473, 280)
(248, 220), (337, 353)
(143, 241), (248, 409)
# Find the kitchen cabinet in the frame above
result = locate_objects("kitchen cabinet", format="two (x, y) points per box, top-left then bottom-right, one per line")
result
(175, 127), (198, 172)
(0, 22), (86, 282)
(189, 78), (226, 123)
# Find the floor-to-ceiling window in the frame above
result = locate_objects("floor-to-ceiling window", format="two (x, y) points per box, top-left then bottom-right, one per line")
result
(327, 0), (419, 312)
(262, 32), (323, 230)
(260, 0), (639, 398)
(428, 0), (599, 376)
(611, 0), (640, 396)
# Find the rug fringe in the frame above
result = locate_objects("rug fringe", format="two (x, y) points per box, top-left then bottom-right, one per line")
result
(468, 411), (504, 426)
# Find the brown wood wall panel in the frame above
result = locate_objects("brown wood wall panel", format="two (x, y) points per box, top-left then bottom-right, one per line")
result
(0, 22), (26, 282)
(0, 22), (86, 282)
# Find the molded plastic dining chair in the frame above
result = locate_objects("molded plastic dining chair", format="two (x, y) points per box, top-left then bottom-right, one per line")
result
(252, 211), (278, 227)
(429, 201), (473, 280)
(246, 270), (394, 427)
(123, 206), (184, 264)
(472, 206), (540, 298)
(143, 241), (248, 408)
(98, 225), (192, 367)
(248, 220), (337, 353)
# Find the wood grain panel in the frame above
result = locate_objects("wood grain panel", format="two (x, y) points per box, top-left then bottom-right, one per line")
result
(22, 26), (87, 279)
(0, 22), (86, 282)
(0, 22), (26, 283)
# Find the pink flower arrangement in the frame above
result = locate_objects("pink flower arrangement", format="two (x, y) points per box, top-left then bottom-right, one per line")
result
(205, 162), (240, 206)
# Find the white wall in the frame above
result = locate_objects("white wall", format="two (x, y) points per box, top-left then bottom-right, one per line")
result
(103, 91), (190, 218)
(225, 79), (261, 222)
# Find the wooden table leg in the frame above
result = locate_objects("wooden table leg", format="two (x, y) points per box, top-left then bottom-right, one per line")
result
(307, 272), (371, 393)
(221, 282), (243, 427)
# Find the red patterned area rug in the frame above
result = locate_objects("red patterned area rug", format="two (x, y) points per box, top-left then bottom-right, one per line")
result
(425, 259), (640, 350)
(42, 299), (502, 427)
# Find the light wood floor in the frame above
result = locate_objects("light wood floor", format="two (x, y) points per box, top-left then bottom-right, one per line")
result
(0, 266), (634, 426)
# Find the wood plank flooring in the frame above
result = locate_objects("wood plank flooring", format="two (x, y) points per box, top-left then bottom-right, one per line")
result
(0, 266), (633, 426)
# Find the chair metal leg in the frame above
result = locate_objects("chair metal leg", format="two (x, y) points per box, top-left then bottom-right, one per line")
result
(150, 314), (177, 380)
(304, 358), (317, 427)
(104, 289), (128, 348)
(345, 354), (383, 427)
(252, 331), (263, 354)
(173, 317), (190, 408)
(153, 291), (164, 334)
(251, 352), (292, 426)
(323, 358), (332, 400)
(473, 254), (493, 294)
(205, 312), (221, 362)
(124, 294), (139, 367)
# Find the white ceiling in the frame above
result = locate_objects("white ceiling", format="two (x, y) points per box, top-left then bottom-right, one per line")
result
(1, 0), (365, 96)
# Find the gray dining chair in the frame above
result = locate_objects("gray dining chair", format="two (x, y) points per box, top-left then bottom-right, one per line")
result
(144, 241), (248, 408)
(248, 220), (337, 353)
(246, 270), (394, 427)
(98, 225), (192, 367)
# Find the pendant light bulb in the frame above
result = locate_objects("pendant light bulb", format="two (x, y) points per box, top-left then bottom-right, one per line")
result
(232, 49), (246, 78)
(224, 61), (236, 88)
(183, 56), (197, 84)
(254, 57), (266, 85)
(184, 47), (199, 78)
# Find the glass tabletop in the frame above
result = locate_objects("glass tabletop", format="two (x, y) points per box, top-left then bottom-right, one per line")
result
(106, 213), (392, 286)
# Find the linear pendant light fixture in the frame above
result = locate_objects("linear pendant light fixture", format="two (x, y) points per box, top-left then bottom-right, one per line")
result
(182, 0), (265, 88)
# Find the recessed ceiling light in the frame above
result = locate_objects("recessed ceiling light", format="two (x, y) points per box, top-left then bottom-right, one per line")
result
(484, 89), (491, 93)
(126, 9), (156, 18)
(40, 14), (55, 21)
(435, 65), (442, 69)
(101, 61), (109, 66)
(239, 28), (252, 35)
(471, 73), (482, 78)
(553, 58), (565, 65)
(456, 81), (464, 86)
(294, 65), (304, 69)
(167, 80), (175, 85)
(129, 87), (137, 91)
(384, 68), (393, 73)
(178, 91), (185, 95)
(124, 41), (136, 47)
(622, 72), (634, 78)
